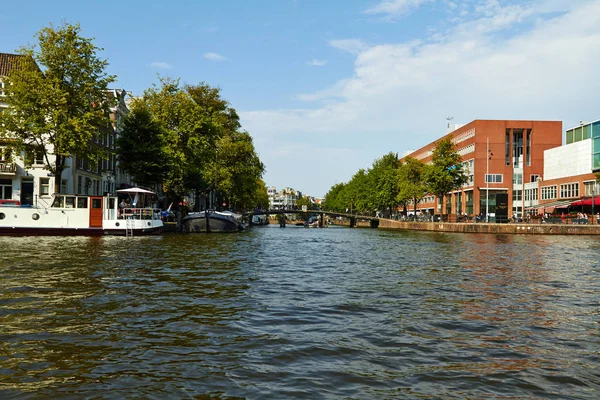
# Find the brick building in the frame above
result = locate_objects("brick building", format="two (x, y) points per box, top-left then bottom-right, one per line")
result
(404, 120), (562, 219)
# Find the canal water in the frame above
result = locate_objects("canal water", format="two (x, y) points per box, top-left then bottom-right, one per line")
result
(0, 226), (598, 399)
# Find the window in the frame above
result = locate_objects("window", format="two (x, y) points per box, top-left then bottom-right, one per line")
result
(566, 129), (574, 144)
(512, 190), (522, 201)
(39, 177), (50, 196)
(513, 173), (522, 185)
(485, 174), (503, 183)
(0, 178), (12, 199)
(65, 196), (75, 208)
(61, 179), (68, 194)
(560, 183), (579, 198)
(584, 181), (600, 196)
(530, 174), (540, 183)
(505, 129), (510, 166)
(0, 79), (4, 96)
(513, 129), (523, 167)
(541, 185), (557, 200)
(525, 188), (538, 201)
(526, 129), (531, 166)
(77, 197), (88, 208)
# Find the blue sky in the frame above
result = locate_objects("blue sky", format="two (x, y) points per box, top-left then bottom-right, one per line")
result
(1, 0), (599, 197)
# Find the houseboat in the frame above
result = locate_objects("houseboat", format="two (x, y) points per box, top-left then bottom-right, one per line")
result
(0, 187), (163, 236)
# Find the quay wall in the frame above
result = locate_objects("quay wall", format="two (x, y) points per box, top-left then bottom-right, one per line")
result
(378, 219), (600, 235)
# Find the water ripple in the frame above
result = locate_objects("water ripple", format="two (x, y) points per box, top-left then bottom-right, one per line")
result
(0, 228), (598, 399)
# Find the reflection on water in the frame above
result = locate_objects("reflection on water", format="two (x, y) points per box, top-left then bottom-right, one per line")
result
(0, 228), (598, 399)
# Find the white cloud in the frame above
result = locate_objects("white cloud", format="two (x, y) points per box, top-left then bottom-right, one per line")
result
(329, 39), (368, 55)
(241, 0), (600, 196)
(149, 61), (172, 69)
(204, 52), (227, 61)
(307, 59), (328, 66)
(364, 0), (435, 18)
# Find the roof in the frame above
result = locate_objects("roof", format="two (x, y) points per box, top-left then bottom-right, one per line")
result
(0, 53), (40, 78)
(0, 53), (27, 76)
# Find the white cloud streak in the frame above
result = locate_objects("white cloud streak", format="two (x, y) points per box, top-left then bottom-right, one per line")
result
(307, 59), (328, 66)
(149, 61), (172, 69)
(364, 0), (435, 18)
(204, 52), (227, 61)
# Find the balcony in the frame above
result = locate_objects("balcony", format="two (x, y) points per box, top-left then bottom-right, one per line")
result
(0, 162), (16, 175)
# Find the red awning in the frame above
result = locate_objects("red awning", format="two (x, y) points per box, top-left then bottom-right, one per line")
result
(570, 197), (600, 207)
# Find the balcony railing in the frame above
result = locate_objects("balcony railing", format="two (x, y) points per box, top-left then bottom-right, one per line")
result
(0, 162), (16, 175)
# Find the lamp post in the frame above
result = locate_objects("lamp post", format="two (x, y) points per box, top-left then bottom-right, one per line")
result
(592, 186), (595, 224)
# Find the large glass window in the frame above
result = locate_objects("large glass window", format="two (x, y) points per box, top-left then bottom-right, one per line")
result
(574, 127), (583, 142)
(566, 129), (574, 144)
(583, 124), (591, 140)
(560, 183), (579, 198)
(593, 121), (600, 138)
(541, 186), (557, 200)
(513, 129), (523, 167)
(479, 191), (500, 216)
(466, 191), (473, 214)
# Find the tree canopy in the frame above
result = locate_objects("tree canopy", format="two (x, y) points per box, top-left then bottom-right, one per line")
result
(0, 22), (115, 193)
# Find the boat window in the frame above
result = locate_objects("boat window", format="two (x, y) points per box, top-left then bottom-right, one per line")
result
(52, 196), (65, 208)
(108, 198), (115, 209)
(92, 198), (102, 209)
(77, 197), (88, 209)
(65, 196), (75, 208)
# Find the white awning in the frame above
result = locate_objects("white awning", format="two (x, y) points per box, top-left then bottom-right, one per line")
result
(116, 187), (155, 194)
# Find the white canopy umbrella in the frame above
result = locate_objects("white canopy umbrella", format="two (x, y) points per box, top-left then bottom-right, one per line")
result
(116, 187), (155, 194)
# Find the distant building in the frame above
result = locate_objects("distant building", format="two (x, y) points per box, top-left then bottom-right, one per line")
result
(267, 186), (302, 210)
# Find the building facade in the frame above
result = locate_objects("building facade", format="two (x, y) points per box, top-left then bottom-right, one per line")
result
(404, 120), (563, 219)
(535, 119), (600, 214)
(0, 52), (132, 205)
(268, 186), (302, 210)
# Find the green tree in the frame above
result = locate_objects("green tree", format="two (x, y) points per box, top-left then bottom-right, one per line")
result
(206, 130), (265, 210)
(399, 157), (429, 217)
(323, 182), (347, 212)
(369, 152), (400, 216)
(251, 179), (270, 210)
(0, 22), (115, 194)
(141, 77), (214, 201)
(425, 138), (468, 213)
(296, 195), (312, 209)
(115, 103), (167, 188)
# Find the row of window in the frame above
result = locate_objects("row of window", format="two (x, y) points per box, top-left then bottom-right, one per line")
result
(541, 183), (580, 200)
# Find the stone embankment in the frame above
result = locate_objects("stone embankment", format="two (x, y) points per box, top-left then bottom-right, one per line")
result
(378, 219), (600, 235)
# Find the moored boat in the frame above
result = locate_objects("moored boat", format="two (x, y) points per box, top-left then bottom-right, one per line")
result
(182, 210), (244, 233)
(0, 187), (163, 236)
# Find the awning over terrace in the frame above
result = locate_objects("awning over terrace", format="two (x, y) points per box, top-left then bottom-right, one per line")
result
(570, 197), (600, 207)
